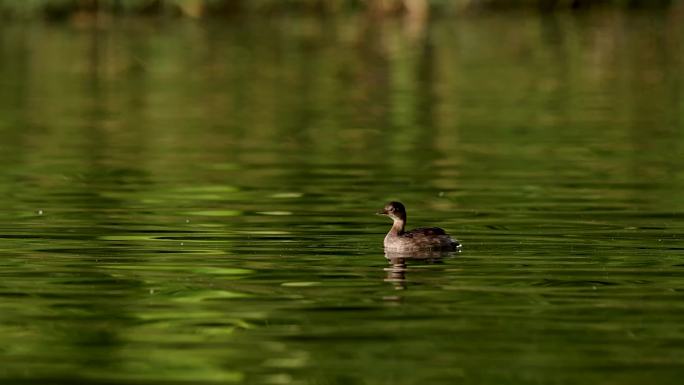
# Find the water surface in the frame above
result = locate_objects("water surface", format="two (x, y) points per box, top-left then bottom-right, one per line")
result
(1, 9), (684, 385)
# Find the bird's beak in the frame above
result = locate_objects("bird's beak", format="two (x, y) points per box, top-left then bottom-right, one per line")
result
(376, 209), (388, 215)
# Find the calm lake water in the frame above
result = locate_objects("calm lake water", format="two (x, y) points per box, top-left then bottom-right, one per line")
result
(1, 8), (684, 385)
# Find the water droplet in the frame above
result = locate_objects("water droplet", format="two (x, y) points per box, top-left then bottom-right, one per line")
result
(37, 209), (43, 215)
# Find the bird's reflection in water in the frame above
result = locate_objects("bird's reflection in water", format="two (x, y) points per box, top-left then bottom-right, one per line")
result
(383, 249), (460, 291)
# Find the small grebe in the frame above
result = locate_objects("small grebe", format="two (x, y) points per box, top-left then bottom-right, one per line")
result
(377, 201), (460, 252)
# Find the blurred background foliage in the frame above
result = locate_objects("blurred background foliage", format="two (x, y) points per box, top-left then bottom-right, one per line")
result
(0, 0), (677, 19)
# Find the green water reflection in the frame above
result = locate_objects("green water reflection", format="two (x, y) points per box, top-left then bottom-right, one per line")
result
(1, 8), (684, 385)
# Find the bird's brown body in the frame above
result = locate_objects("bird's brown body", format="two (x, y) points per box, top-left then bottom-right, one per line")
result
(377, 201), (460, 252)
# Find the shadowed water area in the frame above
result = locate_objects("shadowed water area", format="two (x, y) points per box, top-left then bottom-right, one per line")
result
(1, 9), (684, 385)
